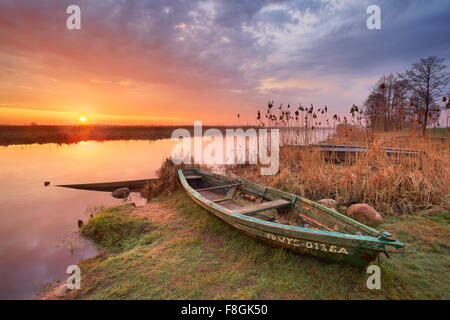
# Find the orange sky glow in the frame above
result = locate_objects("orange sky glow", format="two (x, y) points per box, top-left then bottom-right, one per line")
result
(0, 1), (378, 126)
(2, 1), (448, 126)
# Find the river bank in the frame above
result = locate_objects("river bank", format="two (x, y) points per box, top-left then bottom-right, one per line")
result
(40, 193), (450, 300)
(38, 129), (449, 299)
(0, 125), (262, 146)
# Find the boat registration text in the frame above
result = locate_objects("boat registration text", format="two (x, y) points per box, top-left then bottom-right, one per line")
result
(265, 233), (349, 254)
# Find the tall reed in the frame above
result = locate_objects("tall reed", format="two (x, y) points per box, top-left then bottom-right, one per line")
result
(229, 131), (449, 215)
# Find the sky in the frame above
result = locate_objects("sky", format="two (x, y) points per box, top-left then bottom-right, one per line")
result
(0, 0), (450, 125)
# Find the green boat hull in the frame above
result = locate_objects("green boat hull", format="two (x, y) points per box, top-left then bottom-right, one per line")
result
(179, 168), (404, 267)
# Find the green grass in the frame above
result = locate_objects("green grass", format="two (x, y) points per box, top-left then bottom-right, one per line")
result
(80, 205), (154, 252)
(72, 194), (450, 300)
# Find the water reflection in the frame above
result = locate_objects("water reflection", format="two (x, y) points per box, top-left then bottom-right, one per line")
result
(0, 139), (176, 299)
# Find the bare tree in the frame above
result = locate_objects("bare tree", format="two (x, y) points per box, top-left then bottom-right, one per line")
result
(398, 56), (450, 135)
(364, 74), (409, 132)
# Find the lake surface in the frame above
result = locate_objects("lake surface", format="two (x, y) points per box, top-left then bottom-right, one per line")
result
(0, 128), (333, 299)
(0, 139), (176, 299)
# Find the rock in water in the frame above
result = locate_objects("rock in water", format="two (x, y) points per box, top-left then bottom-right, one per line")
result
(111, 187), (131, 199)
(347, 204), (383, 224)
(318, 199), (337, 209)
(54, 284), (68, 298)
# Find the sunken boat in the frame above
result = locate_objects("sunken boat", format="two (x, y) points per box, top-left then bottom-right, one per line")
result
(56, 178), (157, 192)
(306, 144), (422, 163)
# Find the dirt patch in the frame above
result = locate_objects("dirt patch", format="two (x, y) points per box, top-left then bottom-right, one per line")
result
(130, 201), (175, 224)
(201, 231), (225, 247)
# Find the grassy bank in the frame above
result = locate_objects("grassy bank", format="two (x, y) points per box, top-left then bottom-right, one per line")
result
(51, 193), (449, 300)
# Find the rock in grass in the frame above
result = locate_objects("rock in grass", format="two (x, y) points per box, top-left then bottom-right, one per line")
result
(347, 204), (383, 224)
(111, 187), (130, 199)
(318, 199), (337, 209)
(54, 284), (68, 298)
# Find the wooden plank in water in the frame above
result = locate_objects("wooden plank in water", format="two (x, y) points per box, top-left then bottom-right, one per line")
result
(236, 199), (291, 215)
(56, 178), (157, 192)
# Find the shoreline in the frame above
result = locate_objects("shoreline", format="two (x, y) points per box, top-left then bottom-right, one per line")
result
(0, 125), (266, 146)
(39, 193), (450, 300)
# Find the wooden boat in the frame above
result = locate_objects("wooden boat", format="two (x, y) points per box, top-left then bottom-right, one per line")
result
(56, 178), (157, 192)
(179, 168), (404, 266)
(297, 144), (422, 163)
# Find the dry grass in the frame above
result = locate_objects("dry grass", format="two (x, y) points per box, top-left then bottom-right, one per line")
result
(332, 124), (369, 144)
(140, 127), (449, 216)
(141, 158), (205, 198)
(228, 130), (450, 215)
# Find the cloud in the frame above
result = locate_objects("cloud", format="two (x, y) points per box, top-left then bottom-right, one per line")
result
(0, 0), (449, 123)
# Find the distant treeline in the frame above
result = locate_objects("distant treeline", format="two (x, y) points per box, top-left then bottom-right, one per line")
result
(0, 125), (259, 146)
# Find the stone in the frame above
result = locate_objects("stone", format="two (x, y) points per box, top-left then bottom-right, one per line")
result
(111, 187), (131, 199)
(54, 283), (68, 298)
(347, 204), (383, 224)
(318, 199), (337, 209)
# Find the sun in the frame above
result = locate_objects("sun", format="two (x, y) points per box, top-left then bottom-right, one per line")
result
(79, 116), (87, 123)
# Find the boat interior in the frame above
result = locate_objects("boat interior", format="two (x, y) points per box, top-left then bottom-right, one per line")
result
(181, 169), (370, 236)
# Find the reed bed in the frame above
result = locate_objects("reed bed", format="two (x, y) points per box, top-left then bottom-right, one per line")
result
(228, 131), (450, 216)
(145, 129), (449, 216)
(141, 158), (206, 199)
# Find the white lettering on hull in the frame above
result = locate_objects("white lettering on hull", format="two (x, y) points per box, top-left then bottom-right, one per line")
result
(265, 233), (349, 255)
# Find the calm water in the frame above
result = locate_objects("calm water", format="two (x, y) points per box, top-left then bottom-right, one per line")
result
(0, 139), (176, 299)
(0, 129), (334, 299)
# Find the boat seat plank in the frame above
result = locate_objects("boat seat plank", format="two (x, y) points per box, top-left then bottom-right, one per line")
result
(195, 182), (244, 192)
(245, 212), (276, 222)
(218, 200), (243, 211)
(235, 199), (291, 215)
(185, 175), (203, 180)
(199, 190), (227, 201)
